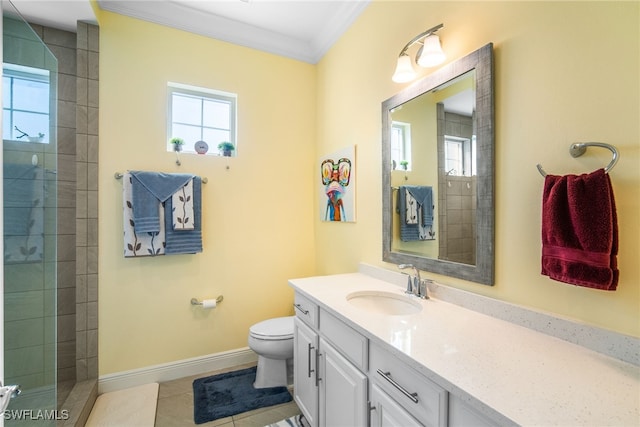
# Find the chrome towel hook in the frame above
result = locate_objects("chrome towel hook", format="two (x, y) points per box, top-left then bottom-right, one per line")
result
(537, 142), (619, 177)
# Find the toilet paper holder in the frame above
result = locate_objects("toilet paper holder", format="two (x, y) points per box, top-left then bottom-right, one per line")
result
(190, 296), (224, 306)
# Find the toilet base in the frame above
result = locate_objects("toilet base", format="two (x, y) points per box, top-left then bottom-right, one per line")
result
(254, 356), (291, 389)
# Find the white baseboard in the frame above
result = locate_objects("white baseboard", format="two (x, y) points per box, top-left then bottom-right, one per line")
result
(98, 347), (258, 394)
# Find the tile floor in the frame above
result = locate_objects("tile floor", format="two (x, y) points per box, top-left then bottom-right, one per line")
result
(155, 363), (301, 427)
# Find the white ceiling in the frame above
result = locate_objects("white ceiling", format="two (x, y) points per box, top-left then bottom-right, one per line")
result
(9, 0), (370, 64)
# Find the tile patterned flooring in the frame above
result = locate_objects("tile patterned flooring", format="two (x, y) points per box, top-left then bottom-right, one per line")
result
(155, 363), (301, 427)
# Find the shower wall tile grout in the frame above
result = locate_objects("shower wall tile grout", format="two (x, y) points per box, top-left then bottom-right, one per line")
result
(75, 21), (100, 383)
(36, 21), (100, 410)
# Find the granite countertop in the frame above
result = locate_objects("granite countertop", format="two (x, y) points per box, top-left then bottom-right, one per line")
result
(289, 272), (640, 426)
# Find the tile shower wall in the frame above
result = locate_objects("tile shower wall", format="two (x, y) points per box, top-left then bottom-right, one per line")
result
(437, 110), (476, 264)
(74, 21), (99, 383)
(34, 21), (100, 401)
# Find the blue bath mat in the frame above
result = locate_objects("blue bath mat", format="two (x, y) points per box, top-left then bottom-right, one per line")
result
(193, 366), (292, 424)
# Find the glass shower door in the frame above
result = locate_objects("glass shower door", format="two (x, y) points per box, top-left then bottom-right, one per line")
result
(2, 0), (59, 424)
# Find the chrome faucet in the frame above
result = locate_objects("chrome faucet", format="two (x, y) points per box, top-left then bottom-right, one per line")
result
(398, 264), (430, 299)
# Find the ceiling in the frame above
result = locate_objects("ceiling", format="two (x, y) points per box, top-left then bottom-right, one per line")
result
(9, 0), (370, 64)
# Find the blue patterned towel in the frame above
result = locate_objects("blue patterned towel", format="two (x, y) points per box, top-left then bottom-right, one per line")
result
(130, 171), (194, 233)
(165, 176), (202, 254)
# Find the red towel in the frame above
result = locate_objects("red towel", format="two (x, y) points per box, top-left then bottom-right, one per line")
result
(541, 168), (618, 290)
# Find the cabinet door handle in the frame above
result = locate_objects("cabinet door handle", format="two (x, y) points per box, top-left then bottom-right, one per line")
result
(315, 352), (322, 387)
(367, 401), (376, 426)
(293, 303), (309, 315)
(376, 369), (419, 403)
(307, 344), (315, 378)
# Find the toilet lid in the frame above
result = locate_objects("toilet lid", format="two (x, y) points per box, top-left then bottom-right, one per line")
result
(249, 316), (294, 340)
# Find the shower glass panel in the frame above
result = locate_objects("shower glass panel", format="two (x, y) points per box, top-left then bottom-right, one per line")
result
(3, 0), (58, 424)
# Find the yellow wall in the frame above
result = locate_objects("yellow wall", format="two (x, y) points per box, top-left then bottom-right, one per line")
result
(97, 1), (638, 375)
(97, 11), (317, 374)
(316, 1), (639, 337)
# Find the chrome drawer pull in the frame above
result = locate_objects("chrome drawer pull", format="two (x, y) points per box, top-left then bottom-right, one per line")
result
(293, 303), (309, 315)
(376, 369), (419, 403)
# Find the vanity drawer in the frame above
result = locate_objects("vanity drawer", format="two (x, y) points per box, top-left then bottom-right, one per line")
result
(294, 292), (318, 328)
(319, 309), (368, 371)
(370, 343), (447, 427)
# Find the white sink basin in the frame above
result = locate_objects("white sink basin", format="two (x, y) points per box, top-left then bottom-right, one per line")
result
(346, 291), (423, 315)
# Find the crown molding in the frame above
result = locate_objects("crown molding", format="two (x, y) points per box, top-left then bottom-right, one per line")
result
(97, 0), (369, 64)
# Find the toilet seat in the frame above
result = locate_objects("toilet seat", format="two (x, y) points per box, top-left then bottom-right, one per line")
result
(249, 316), (294, 340)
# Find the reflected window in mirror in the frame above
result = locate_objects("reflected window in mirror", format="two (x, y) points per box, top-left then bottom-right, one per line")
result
(445, 135), (475, 177)
(391, 121), (412, 171)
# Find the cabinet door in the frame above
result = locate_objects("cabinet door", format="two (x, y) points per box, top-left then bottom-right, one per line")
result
(294, 317), (319, 427)
(371, 384), (424, 427)
(448, 395), (496, 427)
(319, 337), (368, 427)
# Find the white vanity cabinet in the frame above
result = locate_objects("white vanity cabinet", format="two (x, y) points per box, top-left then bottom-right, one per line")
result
(447, 395), (496, 427)
(370, 383), (423, 427)
(293, 293), (369, 427)
(370, 343), (448, 427)
(294, 317), (319, 426)
(319, 336), (368, 426)
(293, 290), (496, 427)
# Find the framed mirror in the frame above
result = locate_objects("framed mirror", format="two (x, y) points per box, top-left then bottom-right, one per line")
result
(382, 43), (494, 285)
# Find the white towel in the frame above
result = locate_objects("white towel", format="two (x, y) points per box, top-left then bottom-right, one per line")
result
(172, 179), (194, 230)
(123, 172), (166, 257)
(405, 189), (419, 224)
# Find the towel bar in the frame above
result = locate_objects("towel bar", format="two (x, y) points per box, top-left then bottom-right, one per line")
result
(536, 142), (619, 177)
(114, 172), (208, 183)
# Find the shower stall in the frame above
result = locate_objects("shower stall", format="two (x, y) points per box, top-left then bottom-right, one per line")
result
(2, 1), (98, 425)
(2, 1), (58, 423)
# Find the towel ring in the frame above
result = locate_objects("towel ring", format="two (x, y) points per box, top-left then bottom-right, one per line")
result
(536, 142), (619, 177)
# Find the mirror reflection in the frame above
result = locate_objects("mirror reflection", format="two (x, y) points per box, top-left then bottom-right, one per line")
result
(382, 43), (494, 285)
(390, 71), (476, 264)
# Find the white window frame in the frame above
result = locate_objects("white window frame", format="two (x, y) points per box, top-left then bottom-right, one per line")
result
(391, 121), (412, 171)
(444, 135), (475, 177)
(2, 63), (51, 144)
(167, 82), (237, 155)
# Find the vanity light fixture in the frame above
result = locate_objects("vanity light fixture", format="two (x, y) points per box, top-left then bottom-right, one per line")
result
(391, 23), (445, 83)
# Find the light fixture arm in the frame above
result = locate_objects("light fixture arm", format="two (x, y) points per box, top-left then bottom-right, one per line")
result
(397, 23), (444, 56)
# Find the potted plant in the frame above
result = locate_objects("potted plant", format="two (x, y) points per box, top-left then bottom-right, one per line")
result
(217, 141), (235, 157)
(170, 137), (184, 152)
(400, 160), (409, 170)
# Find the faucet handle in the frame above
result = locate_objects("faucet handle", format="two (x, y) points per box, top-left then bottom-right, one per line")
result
(418, 278), (433, 299)
(403, 273), (413, 294)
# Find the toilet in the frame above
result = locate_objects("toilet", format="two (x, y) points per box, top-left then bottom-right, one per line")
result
(248, 316), (295, 388)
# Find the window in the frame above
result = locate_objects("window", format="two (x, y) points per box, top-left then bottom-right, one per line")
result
(167, 82), (237, 155)
(3, 63), (51, 143)
(445, 135), (476, 176)
(391, 121), (412, 170)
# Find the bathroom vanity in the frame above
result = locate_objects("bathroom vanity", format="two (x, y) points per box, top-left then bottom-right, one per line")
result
(290, 269), (639, 426)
